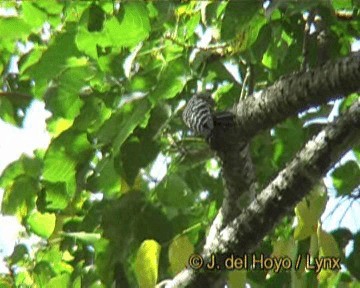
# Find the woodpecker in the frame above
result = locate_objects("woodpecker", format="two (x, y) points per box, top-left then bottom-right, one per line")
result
(182, 93), (235, 139)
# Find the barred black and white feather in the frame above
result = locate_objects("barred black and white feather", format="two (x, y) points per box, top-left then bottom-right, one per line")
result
(182, 93), (235, 139)
(182, 94), (215, 138)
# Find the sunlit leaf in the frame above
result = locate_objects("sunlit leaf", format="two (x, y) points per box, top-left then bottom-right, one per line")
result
(0, 18), (32, 43)
(135, 239), (161, 288)
(1, 175), (38, 219)
(221, 1), (262, 41)
(45, 273), (70, 288)
(332, 161), (360, 196)
(149, 58), (188, 102)
(0, 155), (42, 188)
(294, 185), (328, 240)
(317, 227), (341, 282)
(27, 211), (56, 238)
(228, 270), (247, 288)
(45, 65), (95, 120)
(169, 235), (194, 275)
(104, 2), (150, 48)
(24, 25), (81, 97)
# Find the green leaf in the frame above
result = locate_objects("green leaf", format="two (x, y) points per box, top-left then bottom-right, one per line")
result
(75, 4), (110, 59)
(0, 97), (17, 125)
(8, 244), (28, 265)
(42, 181), (68, 210)
(0, 277), (12, 287)
(0, 18), (32, 43)
(332, 161), (360, 196)
(249, 23), (272, 62)
(135, 239), (161, 288)
(104, 2), (150, 48)
(22, 2), (48, 29)
(102, 191), (172, 255)
(331, 228), (352, 252)
(332, 0), (353, 10)
(24, 24), (81, 97)
(114, 99), (152, 151)
(62, 232), (101, 244)
(272, 238), (296, 258)
(231, 14), (267, 53)
(35, 245), (73, 275)
(14, 270), (33, 287)
(42, 130), (92, 200)
(1, 175), (38, 219)
(121, 137), (159, 185)
(76, 26), (107, 59)
(339, 94), (359, 113)
(42, 149), (76, 198)
(27, 211), (56, 238)
(169, 235), (194, 275)
(273, 118), (307, 167)
(34, 0), (64, 15)
(294, 185), (328, 240)
(251, 132), (276, 185)
(73, 97), (112, 132)
(128, 75), (156, 92)
(97, 97), (152, 152)
(93, 238), (116, 286)
(228, 270), (247, 288)
(156, 174), (195, 209)
(120, 104), (167, 185)
(183, 12), (200, 40)
(317, 227), (341, 282)
(88, 3), (105, 32)
(262, 22), (292, 69)
(149, 58), (188, 102)
(87, 156), (121, 197)
(346, 232), (360, 280)
(46, 273), (70, 288)
(45, 64), (95, 120)
(42, 149), (76, 183)
(318, 228), (340, 258)
(221, 1), (262, 41)
(0, 155), (42, 188)
(33, 260), (56, 286)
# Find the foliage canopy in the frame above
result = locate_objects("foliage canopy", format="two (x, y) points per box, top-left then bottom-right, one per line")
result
(0, 1), (359, 287)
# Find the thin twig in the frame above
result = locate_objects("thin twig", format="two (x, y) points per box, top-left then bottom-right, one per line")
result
(164, 34), (229, 52)
(0, 91), (32, 100)
(301, 10), (315, 71)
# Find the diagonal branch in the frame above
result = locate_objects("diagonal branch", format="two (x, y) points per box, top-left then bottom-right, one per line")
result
(236, 52), (360, 138)
(198, 52), (360, 283)
(167, 99), (360, 287)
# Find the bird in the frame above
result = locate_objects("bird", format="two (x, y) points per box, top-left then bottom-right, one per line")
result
(182, 93), (235, 140)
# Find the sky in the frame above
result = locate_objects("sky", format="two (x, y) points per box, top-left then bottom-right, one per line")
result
(0, 100), (50, 272)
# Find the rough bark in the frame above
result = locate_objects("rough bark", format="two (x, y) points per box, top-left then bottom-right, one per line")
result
(210, 127), (257, 225)
(212, 52), (360, 230)
(236, 51), (360, 137)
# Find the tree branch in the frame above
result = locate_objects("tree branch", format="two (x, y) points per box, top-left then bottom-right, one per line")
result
(236, 52), (360, 138)
(301, 10), (315, 71)
(210, 129), (257, 226)
(167, 99), (360, 287)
